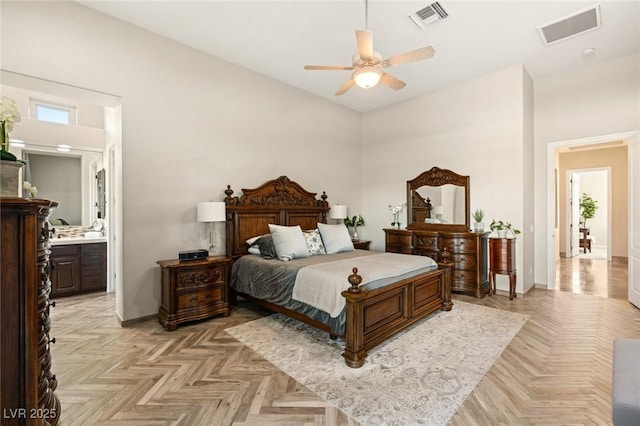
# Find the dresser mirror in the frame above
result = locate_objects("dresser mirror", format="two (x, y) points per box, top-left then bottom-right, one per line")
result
(406, 167), (470, 231)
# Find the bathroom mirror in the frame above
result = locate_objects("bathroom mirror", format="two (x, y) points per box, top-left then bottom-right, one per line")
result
(96, 168), (106, 219)
(16, 144), (103, 227)
(406, 167), (470, 231)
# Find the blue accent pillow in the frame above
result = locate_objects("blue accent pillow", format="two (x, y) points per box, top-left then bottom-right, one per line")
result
(303, 229), (326, 255)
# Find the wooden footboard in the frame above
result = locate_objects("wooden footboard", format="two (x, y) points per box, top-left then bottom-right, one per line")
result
(341, 263), (452, 368)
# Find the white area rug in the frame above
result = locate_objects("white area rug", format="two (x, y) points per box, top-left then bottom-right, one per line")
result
(226, 301), (528, 426)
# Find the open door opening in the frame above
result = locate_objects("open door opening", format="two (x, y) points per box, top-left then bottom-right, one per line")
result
(628, 135), (640, 309)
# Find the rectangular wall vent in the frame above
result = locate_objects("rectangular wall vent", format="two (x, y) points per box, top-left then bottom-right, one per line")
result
(410, 2), (448, 30)
(538, 4), (601, 45)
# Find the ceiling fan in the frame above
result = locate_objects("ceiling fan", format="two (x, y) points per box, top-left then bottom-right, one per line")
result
(304, 1), (435, 96)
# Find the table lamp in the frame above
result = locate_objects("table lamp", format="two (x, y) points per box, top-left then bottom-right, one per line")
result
(329, 204), (348, 225)
(197, 201), (226, 254)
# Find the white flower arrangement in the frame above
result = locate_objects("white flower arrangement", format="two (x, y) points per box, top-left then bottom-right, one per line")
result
(22, 181), (37, 198)
(0, 96), (21, 133)
(1, 96), (22, 157)
(388, 202), (407, 228)
(388, 202), (407, 214)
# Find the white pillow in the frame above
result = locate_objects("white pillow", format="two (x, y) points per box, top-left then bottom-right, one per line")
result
(248, 246), (261, 255)
(268, 224), (310, 261)
(246, 234), (266, 246)
(317, 223), (354, 254)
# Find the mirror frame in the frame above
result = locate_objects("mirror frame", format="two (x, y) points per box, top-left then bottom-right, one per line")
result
(406, 167), (470, 232)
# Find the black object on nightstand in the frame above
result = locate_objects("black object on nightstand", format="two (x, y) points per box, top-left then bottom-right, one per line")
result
(157, 255), (232, 330)
(353, 240), (371, 250)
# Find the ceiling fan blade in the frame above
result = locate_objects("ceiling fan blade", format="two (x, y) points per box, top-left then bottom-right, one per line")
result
(335, 79), (355, 96)
(380, 73), (406, 91)
(304, 65), (354, 71)
(382, 46), (435, 68)
(355, 29), (373, 61)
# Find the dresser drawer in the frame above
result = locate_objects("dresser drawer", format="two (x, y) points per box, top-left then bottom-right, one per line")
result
(442, 236), (476, 253)
(451, 253), (476, 270)
(82, 242), (106, 254)
(177, 265), (225, 289)
(451, 269), (477, 285)
(177, 287), (224, 310)
(51, 244), (81, 257)
(413, 234), (438, 250)
(385, 232), (411, 246)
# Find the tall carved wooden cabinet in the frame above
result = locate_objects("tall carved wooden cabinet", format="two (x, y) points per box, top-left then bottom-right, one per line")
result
(1, 198), (61, 425)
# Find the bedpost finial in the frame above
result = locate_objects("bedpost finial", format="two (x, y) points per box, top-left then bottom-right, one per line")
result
(224, 185), (234, 202)
(347, 267), (363, 293)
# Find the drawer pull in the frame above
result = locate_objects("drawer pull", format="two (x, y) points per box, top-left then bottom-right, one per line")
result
(190, 296), (198, 302)
(49, 301), (56, 308)
(204, 294), (212, 299)
(49, 337), (56, 344)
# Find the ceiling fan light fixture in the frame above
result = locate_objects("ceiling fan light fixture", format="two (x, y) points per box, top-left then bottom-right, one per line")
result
(353, 66), (382, 88)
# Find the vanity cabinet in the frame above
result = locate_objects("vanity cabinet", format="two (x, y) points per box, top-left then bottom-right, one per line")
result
(50, 242), (106, 298)
(384, 228), (490, 297)
(1, 197), (61, 425)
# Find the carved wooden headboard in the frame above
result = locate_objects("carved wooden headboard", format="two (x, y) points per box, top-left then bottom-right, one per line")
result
(223, 176), (329, 258)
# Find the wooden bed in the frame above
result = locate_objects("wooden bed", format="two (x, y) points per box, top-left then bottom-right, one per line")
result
(224, 176), (453, 368)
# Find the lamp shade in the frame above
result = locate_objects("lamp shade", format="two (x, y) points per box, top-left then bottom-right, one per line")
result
(197, 201), (226, 222)
(329, 204), (348, 220)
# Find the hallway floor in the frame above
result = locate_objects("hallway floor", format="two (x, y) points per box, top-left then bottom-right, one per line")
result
(556, 256), (628, 299)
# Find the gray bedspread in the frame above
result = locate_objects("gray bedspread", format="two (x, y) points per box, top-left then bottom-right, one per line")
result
(229, 250), (437, 335)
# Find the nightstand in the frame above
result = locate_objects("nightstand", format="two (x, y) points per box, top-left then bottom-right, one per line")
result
(489, 238), (516, 300)
(352, 240), (371, 250)
(157, 256), (232, 330)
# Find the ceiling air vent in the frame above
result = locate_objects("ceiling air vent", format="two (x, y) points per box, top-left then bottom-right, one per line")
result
(410, 2), (449, 30)
(538, 4), (601, 46)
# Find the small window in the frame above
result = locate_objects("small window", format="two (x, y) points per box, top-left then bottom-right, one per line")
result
(30, 100), (76, 125)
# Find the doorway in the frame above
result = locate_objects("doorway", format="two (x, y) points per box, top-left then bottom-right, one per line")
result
(547, 134), (632, 301)
(566, 168), (610, 261)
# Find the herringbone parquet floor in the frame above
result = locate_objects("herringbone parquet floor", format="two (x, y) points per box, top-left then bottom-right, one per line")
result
(51, 259), (639, 425)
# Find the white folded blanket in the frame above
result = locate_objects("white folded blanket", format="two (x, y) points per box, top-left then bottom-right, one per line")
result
(292, 252), (436, 317)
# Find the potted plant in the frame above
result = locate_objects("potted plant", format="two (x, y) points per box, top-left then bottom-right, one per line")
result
(344, 215), (365, 241)
(489, 219), (521, 238)
(0, 96), (21, 162)
(472, 209), (485, 232)
(0, 96), (25, 196)
(579, 192), (598, 229)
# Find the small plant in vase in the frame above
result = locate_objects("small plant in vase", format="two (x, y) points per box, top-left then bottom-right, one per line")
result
(489, 219), (521, 238)
(472, 209), (485, 232)
(344, 215), (365, 241)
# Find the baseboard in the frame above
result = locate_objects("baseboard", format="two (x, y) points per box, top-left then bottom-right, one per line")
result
(612, 256), (628, 264)
(118, 313), (158, 327)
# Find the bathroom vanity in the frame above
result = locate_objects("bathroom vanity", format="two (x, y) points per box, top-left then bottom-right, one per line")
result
(49, 237), (107, 298)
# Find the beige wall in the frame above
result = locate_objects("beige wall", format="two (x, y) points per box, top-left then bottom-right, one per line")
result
(534, 54), (640, 285)
(362, 65), (535, 294)
(1, 1), (362, 321)
(558, 146), (628, 257)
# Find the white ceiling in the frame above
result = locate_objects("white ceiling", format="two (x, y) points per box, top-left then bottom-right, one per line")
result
(78, 1), (640, 113)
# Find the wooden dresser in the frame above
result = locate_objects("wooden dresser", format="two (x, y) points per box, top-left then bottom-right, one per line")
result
(384, 228), (490, 297)
(1, 197), (61, 425)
